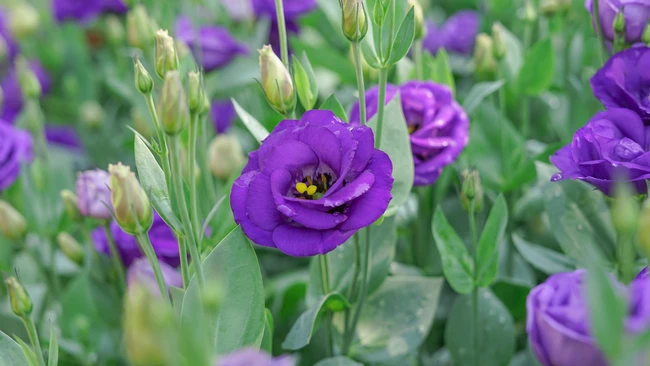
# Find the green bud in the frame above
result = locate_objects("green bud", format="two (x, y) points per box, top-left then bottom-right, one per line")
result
(126, 5), (155, 50)
(133, 57), (154, 95)
(373, 0), (386, 27)
(259, 45), (295, 115)
(292, 54), (318, 111)
(56, 232), (84, 265)
(473, 33), (497, 77)
(539, 0), (572, 16)
(60, 189), (81, 221)
(638, 199), (650, 260)
(154, 30), (178, 79)
(208, 135), (245, 180)
(460, 170), (484, 213)
(408, 0), (426, 41)
(109, 163), (153, 235)
(187, 71), (204, 114)
(5, 276), (32, 317)
(80, 100), (105, 129)
(161, 71), (189, 135)
(643, 23), (650, 45)
(491, 23), (507, 60)
(16, 58), (41, 99)
(612, 183), (640, 235)
(105, 15), (125, 46)
(341, 0), (368, 42)
(0, 200), (26, 240)
(200, 94), (211, 115)
(30, 158), (47, 192)
(8, 4), (39, 40)
(613, 10), (625, 34)
(523, 1), (537, 23)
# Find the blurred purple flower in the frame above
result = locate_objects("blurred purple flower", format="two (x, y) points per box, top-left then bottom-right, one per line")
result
(92, 212), (180, 267)
(585, 0), (650, 44)
(126, 258), (183, 293)
(0, 9), (18, 62)
(45, 125), (82, 150)
(590, 47), (650, 123)
(76, 169), (112, 220)
(550, 108), (650, 196)
(217, 348), (294, 366)
(176, 17), (247, 72)
(211, 100), (236, 134)
(0, 122), (33, 191)
(251, 0), (316, 55)
(1, 60), (52, 123)
(99, 0), (128, 14)
(350, 81), (469, 186)
(52, 0), (127, 23)
(220, 0), (253, 20)
(423, 11), (480, 56)
(230, 110), (393, 257)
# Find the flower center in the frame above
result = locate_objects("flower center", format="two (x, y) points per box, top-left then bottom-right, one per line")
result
(294, 173), (334, 200)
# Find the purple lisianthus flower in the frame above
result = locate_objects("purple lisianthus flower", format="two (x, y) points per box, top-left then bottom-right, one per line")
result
(175, 17), (247, 73)
(550, 108), (650, 196)
(211, 100), (236, 134)
(0, 10), (18, 62)
(590, 47), (650, 122)
(423, 11), (480, 56)
(0, 122), (33, 191)
(76, 169), (112, 220)
(127, 258), (183, 293)
(585, 0), (650, 44)
(99, 0), (127, 14)
(350, 81), (469, 186)
(52, 0), (126, 22)
(1, 61), (52, 123)
(217, 348), (294, 366)
(45, 125), (82, 150)
(230, 110), (393, 257)
(92, 212), (180, 267)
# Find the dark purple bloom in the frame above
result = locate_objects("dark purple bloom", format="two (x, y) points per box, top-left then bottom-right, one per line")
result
(590, 47), (650, 123)
(175, 17), (247, 73)
(92, 212), (180, 267)
(1, 61), (51, 123)
(0, 122), (33, 191)
(211, 100), (236, 134)
(550, 108), (650, 196)
(99, 0), (127, 14)
(217, 348), (294, 366)
(0, 10), (18, 62)
(422, 11), (480, 56)
(52, 0), (127, 22)
(230, 110), (393, 257)
(350, 81), (469, 186)
(45, 125), (82, 150)
(126, 258), (183, 293)
(76, 169), (112, 220)
(585, 0), (650, 43)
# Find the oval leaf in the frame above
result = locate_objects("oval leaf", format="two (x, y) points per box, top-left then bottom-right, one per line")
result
(231, 99), (270, 143)
(462, 80), (505, 115)
(315, 356), (363, 366)
(387, 8), (415, 65)
(512, 234), (577, 275)
(320, 94), (348, 122)
(432, 206), (474, 294)
(0, 331), (29, 366)
(517, 39), (555, 95)
(475, 194), (508, 287)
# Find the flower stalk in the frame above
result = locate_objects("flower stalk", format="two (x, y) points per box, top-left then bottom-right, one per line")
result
(135, 230), (171, 306)
(103, 222), (126, 292)
(351, 41), (367, 125)
(319, 255), (334, 357)
(273, 0), (289, 66)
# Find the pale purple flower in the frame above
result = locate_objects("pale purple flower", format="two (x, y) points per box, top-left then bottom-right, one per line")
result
(217, 348), (293, 366)
(76, 169), (112, 220)
(127, 258), (183, 293)
(585, 0), (650, 44)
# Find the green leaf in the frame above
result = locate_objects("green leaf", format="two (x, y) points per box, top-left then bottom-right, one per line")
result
(445, 289), (516, 366)
(387, 8), (415, 65)
(134, 135), (183, 232)
(500, 27), (524, 82)
(282, 292), (350, 350)
(47, 325), (58, 366)
(338, 276), (443, 363)
(0, 331), (29, 366)
(367, 92), (414, 216)
(232, 99), (270, 144)
(169, 286), (185, 319)
(428, 49), (455, 95)
(293, 53), (318, 110)
(320, 94), (348, 122)
(315, 356), (363, 366)
(361, 37), (381, 69)
(181, 226), (265, 355)
(517, 39), (555, 95)
(261, 308), (274, 354)
(291, 38), (357, 85)
(462, 80), (506, 115)
(475, 195), (508, 287)
(14, 337), (38, 366)
(432, 206), (474, 294)
(512, 234), (577, 274)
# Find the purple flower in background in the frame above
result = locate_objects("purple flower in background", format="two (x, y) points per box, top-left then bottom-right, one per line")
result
(76, 169), (112, 220)
(217, 348), (294, 366)
(590, 47), (650, 122)
(220, 0), (253, 20)
(92, 212), (180, 267)
(99, 0), (127, 14)
(350, 81), (469, 186)
(0, 122), (33, 191)
(0, 10), (18, 62)
(585, 0), (650, 43)
(550, 108), (650, 196)
(45, 125), (82, 150)
(126, 258), (183, 293)
(230, 110), (393, 257)
(176, 17), (247, 72)
(211, 100), (236, 134)
(1, 61), (52, 123)
(52, 0), (127, 22)
(252, 0), (316, 55)
(423, 11), (480, 55)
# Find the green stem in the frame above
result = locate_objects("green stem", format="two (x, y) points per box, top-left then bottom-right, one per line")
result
(168, 136), (205, 287)
(178, 234), (190, 287)
(198, 115), (218, 207)
(618, 233), (636, 284)
(496, 67), (508, 176)
(414, 39), (424, 80)
(351, 41), (367, 125)
(319, 255), (333, 358)
(343, 234), (361, 353)
(273, 0), (289, 66)
(144, 94), (172, 194)
(591, 0), (607, 64)
(47, 237), (61, 299)
(521, 23), (533, 140)
(468, 200), (479, 366)
(345, 227), (372, 356)
(22, 316), (46, 366)
(375, 67), (388, 149)
(135, 231), (172, 306)
(188, 113), (200, 239)
(103, 223), (126, 293)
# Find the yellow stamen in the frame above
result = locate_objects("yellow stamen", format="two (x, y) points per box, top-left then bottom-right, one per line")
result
(296, 182), (307, 194)
(306, 185), (317, 196)
(321, 174), (328, 190)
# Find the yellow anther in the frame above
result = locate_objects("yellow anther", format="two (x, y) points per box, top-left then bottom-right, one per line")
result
(307, 185), (317, 196)
(321, 174), (328, 190)
(296, 182), (307, 194)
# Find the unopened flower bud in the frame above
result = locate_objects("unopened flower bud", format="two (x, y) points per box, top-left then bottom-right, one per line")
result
(539, 0), (571, 16)
(161, 71), (189, 135)
(201, 94), (211, 115)
(126, 5), (155, 50)
(109, 163), (152, 235)
(57, 232), (84, 265)
(473, 33), (497, 76)
(105, 15), (125, 46)
(16, 58), (41, 99)
(613, 11), (625, 35)
(133, 57), (153, 95)
(259, 45), (295, 115)
(644, 23), (650, 45)
(341, 0), (368, 42)
(612, 183), (639, 235)
(187, 71), (204, 114)
(492, 23), (507, 60)
(5, 276), (32, 317)
(408, 0), (426, 40)
(80, 100), (105, 129)
(154, 30), (178, 79)
(9, 4), (39, 40)
(523, 1), (537, 23)
(460, 170), (483, 213)
(208, 135), (245, 180)
(60, 189), (81, 221)
(0, 200), (26, 240)
(638, 199), (650, 259)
